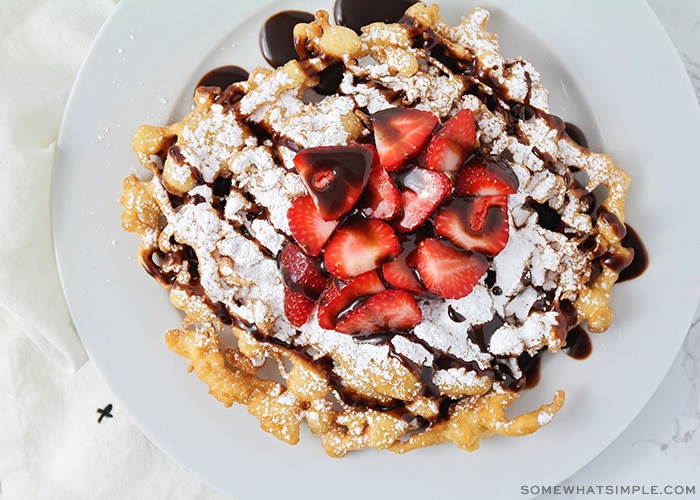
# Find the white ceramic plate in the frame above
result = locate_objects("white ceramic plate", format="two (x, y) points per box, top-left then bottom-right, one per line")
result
(53, 1), (700, 498)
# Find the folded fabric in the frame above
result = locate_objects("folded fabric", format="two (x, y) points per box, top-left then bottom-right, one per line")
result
(0, 0), (119, 372)
(0, 308), (225, 498)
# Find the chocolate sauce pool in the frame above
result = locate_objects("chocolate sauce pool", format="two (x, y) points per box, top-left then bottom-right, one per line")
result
(334, 0), (416, 33)
(197, 65), (249, 89)
(167, 0), (649, 422)
(260, 10), (315, 68)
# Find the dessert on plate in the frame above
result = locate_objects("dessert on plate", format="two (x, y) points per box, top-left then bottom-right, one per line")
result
(121, 2), (641, 456)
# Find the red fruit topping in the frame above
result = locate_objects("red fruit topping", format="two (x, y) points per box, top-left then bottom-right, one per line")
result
(370, 107), (438, 171)
(317, 270), (386, 330)
(395, 167), (452, 233)
(382, 258), (424, 295)
(434, 197), (510, 256)
(284, 288), (315, 328)
(293, 144), (376, 220)
(381, 233), (425, 294)
(357, 160), (401, 220)
(282, 108), (516, 333)
(335, 289), (422, 335)
(324, 217), (401, 280)
(415, 238), (489, 299)
(279, 241), (329, 298)
(424, 109), (477, 172)
(287, 195), (340, 257)
(455, 155), (519, 197)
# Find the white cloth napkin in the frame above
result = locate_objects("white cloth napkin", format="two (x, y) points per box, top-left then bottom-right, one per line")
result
(0, 1), (224, 498)
(0, 0), (111, 373)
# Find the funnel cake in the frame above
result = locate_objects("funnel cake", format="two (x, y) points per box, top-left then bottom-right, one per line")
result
(121, 3), (635, 456)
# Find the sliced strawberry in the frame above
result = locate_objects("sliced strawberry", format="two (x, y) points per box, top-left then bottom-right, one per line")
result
(382, 258), (424, 294)
(424, 109), (477, 172)
(357, 160), (401, 220)
(279, 241), (329, 298)
(293, 144), (375, 220)
(455, 155), (519, 196)
(287, 195), (340, 257)
(381, 233), (425, 294)
(415, 238), (489, 299)
(317, 270), (386, 330)
(316, 282), (343, 330)
(324, 217), (401, 280)
(335, 289), (422, 335)
(370, 107), (438, 171)
(434, 196), (510, 256)
(395, 167), (452, 233)
(284, 288), (315, 328)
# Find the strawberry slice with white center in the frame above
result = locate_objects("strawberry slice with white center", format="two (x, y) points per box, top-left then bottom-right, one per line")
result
(424, 109), (477, 172)
(357, 159), (401, 220)
(455, 155), (519, 196)
(381, 232), (425, 294)
(287, 195), (340, 257)
(370, 107), (438, 171)
(395, 166), (452, 233)
(293, 144), (376, 220)
(335, 289), (422, 335)
(416, 238), (489, 299)
(434, 196), (510, 256)
(324, 216), (401, 280)
(382, 257), (424, 295)
(317, 270), (386, 330)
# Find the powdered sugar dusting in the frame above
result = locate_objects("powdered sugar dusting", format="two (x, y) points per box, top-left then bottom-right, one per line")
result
(155, 4), (602, 380)
(123, 4), (632, 445)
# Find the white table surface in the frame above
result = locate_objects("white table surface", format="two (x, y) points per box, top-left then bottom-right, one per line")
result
(1, 1), (698, 499)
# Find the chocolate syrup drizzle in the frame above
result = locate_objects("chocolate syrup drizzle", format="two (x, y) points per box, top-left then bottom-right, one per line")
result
(146, 0), (649, 425)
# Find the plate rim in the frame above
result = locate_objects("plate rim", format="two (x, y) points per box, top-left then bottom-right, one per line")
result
(53, 0), (700, 498)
